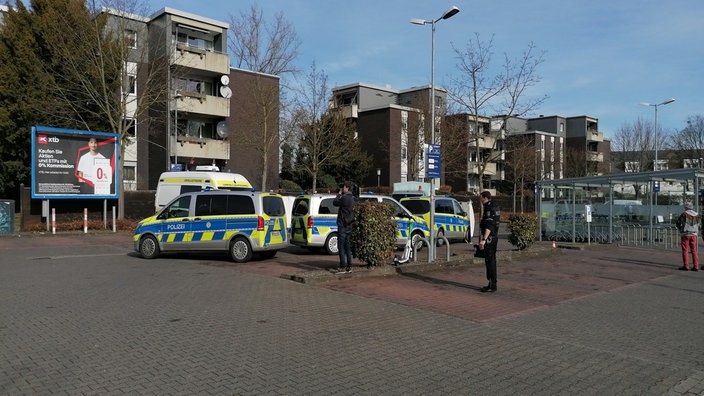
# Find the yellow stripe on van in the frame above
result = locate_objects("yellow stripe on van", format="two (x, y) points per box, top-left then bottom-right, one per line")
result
(201, 231), (215, 241)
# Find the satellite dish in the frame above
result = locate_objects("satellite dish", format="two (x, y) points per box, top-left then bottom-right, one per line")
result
(219, 86), (232, 99)
(220, 75), (230, 85)
(216, 121), (229, 138)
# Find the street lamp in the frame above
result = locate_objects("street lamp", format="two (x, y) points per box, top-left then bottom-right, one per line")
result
(173, 90), (183, 170)
(377, 168), (381, 187)
(640, 98), (675, 171)
(411, 5), (460, 260)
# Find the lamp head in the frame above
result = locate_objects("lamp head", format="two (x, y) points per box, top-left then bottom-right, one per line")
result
(662, 98), (675, 105)
(442, 6), (460, 19)
(410, 18), (427, 25)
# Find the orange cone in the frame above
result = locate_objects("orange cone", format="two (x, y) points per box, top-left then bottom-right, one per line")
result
(552, 240), (556, 248)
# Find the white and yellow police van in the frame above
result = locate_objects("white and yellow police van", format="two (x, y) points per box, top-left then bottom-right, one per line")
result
(400, 196), (474, 245)
(289, 193), (431, 255)
(134, 190), (288, 263)
(289, 194), (339, 255)
(154, 171), (253, 211)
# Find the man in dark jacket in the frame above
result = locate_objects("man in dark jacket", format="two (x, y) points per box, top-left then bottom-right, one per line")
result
(333, 181), (355, 273)
(478, 191), (500, 292)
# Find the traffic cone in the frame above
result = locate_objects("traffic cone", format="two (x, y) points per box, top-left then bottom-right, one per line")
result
(552, 240), (556, 248)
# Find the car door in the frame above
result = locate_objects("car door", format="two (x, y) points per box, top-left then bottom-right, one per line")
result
(191, 193), (229, 250)
(157, 195), (193, 251)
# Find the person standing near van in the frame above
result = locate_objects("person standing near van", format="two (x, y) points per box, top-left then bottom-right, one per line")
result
(676, 201), (700, 271)
(333, 181), (355, 273)
(478, 191), (500, 292)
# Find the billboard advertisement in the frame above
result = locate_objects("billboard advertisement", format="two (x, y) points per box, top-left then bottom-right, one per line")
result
(31, 126), (119, 199)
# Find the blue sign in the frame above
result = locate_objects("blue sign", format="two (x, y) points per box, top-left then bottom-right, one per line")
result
(426, 144), (441, 179)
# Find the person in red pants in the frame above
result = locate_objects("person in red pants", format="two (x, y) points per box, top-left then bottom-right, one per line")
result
(676, 201), (700, 271)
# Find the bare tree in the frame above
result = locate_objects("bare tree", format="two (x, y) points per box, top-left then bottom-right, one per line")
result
(228, 4), (300, 190)
(669, 115), (704, 167)
(291, 63), (352, 192)
(611, 117), (656, 173)
(7, 0), (171, 218)
(504, 136), (538, 212)
(447, 33), (546, 197)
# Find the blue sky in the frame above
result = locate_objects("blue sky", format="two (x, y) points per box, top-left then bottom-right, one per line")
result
(148, 0), (703, 139)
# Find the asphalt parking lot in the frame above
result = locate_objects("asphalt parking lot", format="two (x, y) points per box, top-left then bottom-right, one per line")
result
(1, 231), (703, 395)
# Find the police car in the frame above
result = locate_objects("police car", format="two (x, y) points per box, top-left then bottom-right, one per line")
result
(400, 196), (473, 245)
(134, 190), (288, 263)
(289, 193), (430, 255)
(289, 194), (339, 255)
(356, 193), (430, 251)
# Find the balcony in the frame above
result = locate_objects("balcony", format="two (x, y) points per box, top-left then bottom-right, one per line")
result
(174, 136), (229, 160)
(468, 162), (497, 176)
(587, 129), (604, 143)
(173, 44), (229, 74)
(587, 152), (604, 162)
(175, 93), (229, 118)
(339, 104), (358, 119)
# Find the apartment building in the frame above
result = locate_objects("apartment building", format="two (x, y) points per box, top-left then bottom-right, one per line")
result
(331, 83), (446, 187)
(105, 7), (279, 191)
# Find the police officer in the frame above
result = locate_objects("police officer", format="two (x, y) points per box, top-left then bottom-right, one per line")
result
(478, 191), (500, 292)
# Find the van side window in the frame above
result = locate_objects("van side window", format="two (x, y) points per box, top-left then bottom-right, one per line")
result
(320, 198), (338, 215)
(453, 200), (465, 216)
(263, 196), (285, 216)
(227, 195), (255, 215)
(382, 198), (406, 217)
(165, 196), (191, 219)
(195, 195), (227, 216)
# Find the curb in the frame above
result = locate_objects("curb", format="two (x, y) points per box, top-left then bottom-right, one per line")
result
(282, 245), (565, 285)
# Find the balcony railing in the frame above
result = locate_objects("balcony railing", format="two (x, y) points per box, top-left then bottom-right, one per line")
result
(174, 136), (229, 160)
(173, 45), (229, 74)
(587, 129), (604, 143)
(587, 152), (604, 162)
(174, 94), (229, 118)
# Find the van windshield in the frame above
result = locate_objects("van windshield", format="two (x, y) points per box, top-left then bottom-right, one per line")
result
(401, 200), (430, 215)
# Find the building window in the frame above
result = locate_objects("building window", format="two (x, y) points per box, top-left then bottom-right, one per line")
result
(122, 119), (136, 137)
(176, 32), (214, 51)
(127, 74), (136, 94)
(125, 29), (137, 49)
(124, 166), (135, 182)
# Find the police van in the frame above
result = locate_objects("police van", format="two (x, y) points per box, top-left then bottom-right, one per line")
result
(400, 196), (474, 245)
(154, 171), (253, 211)
(289, 193), (430, 255)
(134, 190), (288, 263)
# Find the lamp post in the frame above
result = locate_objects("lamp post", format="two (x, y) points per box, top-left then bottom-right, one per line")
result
(640, 98), (675, 171)
(173, 90), (182, 170)
(377, 168), (381, 187)
(411, 5), (460, 260)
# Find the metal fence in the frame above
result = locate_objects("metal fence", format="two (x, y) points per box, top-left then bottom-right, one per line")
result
(545, 222), (682, 250)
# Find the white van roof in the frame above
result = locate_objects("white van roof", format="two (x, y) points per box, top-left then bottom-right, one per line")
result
(158, 171), (252, 189)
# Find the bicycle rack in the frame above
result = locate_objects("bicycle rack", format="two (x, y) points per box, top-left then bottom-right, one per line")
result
(415, 236), (450, 262)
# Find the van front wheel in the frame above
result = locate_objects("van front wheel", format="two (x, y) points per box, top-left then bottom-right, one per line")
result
(139, 235), (160, 259)
(230, 237), (253, 263)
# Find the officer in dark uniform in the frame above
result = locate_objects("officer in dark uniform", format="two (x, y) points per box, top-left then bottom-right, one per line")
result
(478, 191), (500, 292)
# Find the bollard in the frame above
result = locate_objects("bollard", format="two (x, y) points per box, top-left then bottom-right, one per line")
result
(112, 206), (116, 233)
(51, 208), (56, 234)
(83, 208), (88, 233)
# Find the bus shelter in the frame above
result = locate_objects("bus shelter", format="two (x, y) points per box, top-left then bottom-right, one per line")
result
(536, 168), (704, 246)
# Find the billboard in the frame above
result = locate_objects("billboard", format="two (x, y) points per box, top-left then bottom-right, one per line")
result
(31, 126), (119, 199)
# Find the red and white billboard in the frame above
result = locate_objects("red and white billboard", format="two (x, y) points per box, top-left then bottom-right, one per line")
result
(31, 126), (119, 199)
